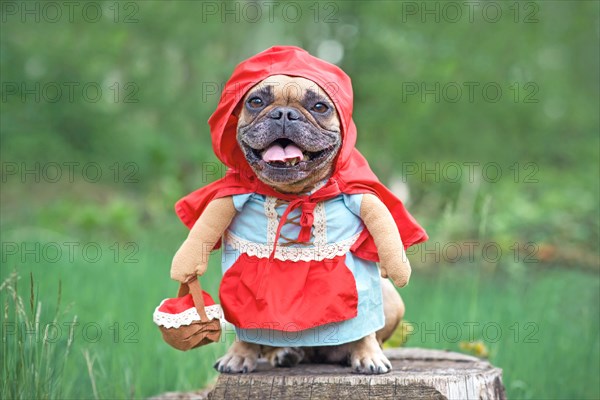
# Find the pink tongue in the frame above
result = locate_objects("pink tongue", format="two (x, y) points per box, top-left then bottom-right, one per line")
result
(262, 143), (303, 162)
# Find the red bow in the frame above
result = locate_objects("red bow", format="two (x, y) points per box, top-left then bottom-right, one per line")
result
(298, 202), (317, 243)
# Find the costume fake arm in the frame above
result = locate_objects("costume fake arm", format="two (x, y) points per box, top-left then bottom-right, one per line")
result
(360, 193), (411, 288)
(170, 196), (237, 283)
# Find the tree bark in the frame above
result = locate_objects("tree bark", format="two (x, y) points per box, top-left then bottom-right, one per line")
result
(205, 348), (506, 400)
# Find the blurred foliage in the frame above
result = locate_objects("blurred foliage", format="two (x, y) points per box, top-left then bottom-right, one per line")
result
(1, 0), (598, 255)
(1, 1), (599, 399)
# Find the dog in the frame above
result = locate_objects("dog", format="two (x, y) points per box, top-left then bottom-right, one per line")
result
(170, 46), (426, 376)
(212, 75), (405, 374)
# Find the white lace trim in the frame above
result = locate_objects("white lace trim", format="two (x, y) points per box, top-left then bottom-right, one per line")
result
(224, 230), (360, 262)
(153, 301), (225, 328)
(313, 202), (327, 245)
(265, 196), (279, 245)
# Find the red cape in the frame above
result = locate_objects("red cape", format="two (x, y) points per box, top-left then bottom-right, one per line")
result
(176, 46), (428, 261)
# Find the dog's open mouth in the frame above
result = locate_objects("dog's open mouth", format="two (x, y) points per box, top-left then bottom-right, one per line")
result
(250, 139), (330, 169)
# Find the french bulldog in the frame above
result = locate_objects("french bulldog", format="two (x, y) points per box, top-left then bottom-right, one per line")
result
(211, 75), (406, 374)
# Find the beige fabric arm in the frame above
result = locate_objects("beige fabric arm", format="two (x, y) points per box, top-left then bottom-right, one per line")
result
(360, 193), (411, 288)
(170, 196), (237, 283)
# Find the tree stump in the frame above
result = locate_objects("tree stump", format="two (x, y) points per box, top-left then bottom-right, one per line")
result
(207, 348), (506, 400)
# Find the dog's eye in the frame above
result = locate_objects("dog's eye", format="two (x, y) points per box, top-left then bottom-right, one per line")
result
(311, 102), (329, 114)
(247, 97), (264, 109)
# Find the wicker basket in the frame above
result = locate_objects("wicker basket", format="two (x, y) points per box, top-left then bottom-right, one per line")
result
(153, 278), (222, 351)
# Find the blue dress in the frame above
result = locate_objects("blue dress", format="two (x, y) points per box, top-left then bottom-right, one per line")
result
(219, 193), (384, 347)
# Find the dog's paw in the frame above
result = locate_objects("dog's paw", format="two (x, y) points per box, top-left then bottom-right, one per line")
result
(214, 353), (258, 374)
(349, 334), (392, 374)
(213, 342), (259, 374)
(214, 355), (257, 374)
(267, 347), (305, 368)
(350, 350), (392, 374)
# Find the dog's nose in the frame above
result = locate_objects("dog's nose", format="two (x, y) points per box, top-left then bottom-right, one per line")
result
(268, 107), (300, 121)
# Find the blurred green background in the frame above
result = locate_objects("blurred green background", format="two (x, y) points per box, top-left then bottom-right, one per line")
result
(1, 1), (598, 399)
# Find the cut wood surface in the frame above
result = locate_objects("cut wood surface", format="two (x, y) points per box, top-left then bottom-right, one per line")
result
(150, 348), (506, 400)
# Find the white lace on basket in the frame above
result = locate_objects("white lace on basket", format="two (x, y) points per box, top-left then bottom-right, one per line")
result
(153, 300), (225, 328)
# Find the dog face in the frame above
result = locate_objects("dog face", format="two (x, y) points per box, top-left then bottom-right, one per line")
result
(236, 75), (342, 193)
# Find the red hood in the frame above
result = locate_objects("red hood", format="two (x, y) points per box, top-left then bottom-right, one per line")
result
(176, 46), (428, 257)
(208, 45), (357, 176)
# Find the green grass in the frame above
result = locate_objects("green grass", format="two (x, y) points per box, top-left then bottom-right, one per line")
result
(403, 265), (600, 399)
(1, 272), (76, 399)
(1, 226), (231, 399)
(1, 231), (598, 399)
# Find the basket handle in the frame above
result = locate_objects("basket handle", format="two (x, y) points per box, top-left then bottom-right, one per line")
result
(177, 278), (210, 322)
